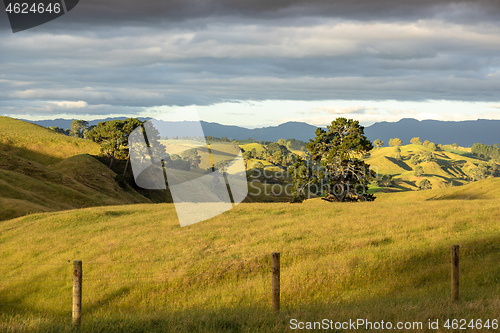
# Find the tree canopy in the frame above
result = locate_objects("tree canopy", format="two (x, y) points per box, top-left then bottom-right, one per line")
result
(410, 137), (421, 145)
(373, 139), (384, 149)
(288, 118), (375, 203)
(388, 138), (402, 147)
(87, 118), (143, 168)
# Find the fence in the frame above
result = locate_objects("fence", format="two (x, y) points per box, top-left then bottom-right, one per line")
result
(0, 244), (485, 327)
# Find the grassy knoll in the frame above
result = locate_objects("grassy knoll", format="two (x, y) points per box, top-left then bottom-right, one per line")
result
(240, 143), (266, 154)
(1, 178), (499, 332)
(0, 117), (100, 165)
(366, 144), (492, 191)
(0, 117), (150, 221)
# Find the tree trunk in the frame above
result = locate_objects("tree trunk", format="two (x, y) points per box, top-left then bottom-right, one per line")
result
(123, 155), (130, 177)
(108, 155), (115, 169)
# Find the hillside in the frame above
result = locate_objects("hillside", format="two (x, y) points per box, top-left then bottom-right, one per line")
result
(365, 143), (495, 191)
(0, 116), (101, 165)
(0, 178), (499, 331)
(0, 117), (150, 221)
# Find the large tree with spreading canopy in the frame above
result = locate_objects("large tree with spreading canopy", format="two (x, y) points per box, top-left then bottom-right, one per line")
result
(288, 118), (375, 202)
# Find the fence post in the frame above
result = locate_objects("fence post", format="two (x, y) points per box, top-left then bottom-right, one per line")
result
(73, 260), (82, 326)
(451, 245), (459, 302)
(272, 252), (280, 312)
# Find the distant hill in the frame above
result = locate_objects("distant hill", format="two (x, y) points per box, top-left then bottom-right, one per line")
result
(24, 117), (151, 129)
(26, 118), (319, 142)
(25, 117), (500, 147)
(364, 118), (500, 147)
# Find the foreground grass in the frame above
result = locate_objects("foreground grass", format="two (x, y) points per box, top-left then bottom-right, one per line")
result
(1, 182), (499, 332)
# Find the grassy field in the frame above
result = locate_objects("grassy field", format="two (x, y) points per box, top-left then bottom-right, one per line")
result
(1, 178), (499, 332)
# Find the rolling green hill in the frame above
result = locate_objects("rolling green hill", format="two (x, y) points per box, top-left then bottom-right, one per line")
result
(0, 116), (101, 165)
(365, 144), (495, 191)
(0, 178), (499, 332)
(0, 117), (150, 221)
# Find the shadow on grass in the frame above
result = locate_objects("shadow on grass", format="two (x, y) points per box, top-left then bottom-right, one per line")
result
(385, 157), (413, 171)
(0, 142), (63, 166)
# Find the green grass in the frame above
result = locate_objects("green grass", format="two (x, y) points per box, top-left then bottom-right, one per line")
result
(0, 117), (150, 221)
(240, 143), (266, 154)
(0, 117), (100, 165)
(1, 178), (499, 332)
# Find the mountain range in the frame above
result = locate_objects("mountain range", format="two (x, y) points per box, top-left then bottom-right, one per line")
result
(24, 118), (500, 147)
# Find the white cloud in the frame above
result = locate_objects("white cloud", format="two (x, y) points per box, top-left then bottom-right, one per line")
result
(48, 101), (88, 109)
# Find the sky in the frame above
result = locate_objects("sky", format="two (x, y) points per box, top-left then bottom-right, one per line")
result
(1, 0), (500, 128)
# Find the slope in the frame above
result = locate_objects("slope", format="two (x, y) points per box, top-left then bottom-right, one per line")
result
(0, 116), (100, 165)
(366, 143), (493, 191)
(0, 181), (499, 331)
(0, 117), (150, 221)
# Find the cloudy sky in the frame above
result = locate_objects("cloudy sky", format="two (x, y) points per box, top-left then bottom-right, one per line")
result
(2, 0), (500, 127)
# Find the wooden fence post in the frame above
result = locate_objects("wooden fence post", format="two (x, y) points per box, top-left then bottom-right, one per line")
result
(73, 260), (82, 326)
(272, 252), (280, 312)
(451, 245), (459, 302)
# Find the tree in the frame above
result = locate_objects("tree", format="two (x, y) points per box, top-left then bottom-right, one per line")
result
(87, 118), (143, 168)
(71, 120), (89, 138)
(423, 140), (430, 147)
(410, 137), (421, 145)
(418, 178), (432, 190)
(48, 126), (68, 135)
(181, 148), (201, 169)
(414, 165), (424, 177)
(428, 142), (437, 151)
(422, 151), (432, 162)
(373, 139), (384, 149)
(409, 155), (420, 166)
(394, 146), (401, 160)
(452, 143), (459, 150)
(389, 138), (402, 147)
(377, 174), (394, 187)
(289, 118), (375, 202)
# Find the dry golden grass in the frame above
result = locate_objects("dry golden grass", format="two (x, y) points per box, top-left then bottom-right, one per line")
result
(1, 179), (499, 332)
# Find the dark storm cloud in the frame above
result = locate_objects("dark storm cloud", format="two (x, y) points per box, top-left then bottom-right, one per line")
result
(72, 0), (500, 22)
(2, 0), (495, 30)
(2, 0), (500, 120)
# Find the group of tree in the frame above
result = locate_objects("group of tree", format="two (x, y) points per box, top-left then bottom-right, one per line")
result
(376, 174), (395, 187)
(243, 142), (296, 167)
(468, 161), (500, 181)
(471, 143), (500, 161)
(86, 118), (143, 168)
(48, 120), (94, 138)
(206, 136), (232, 143)
(277, 138), (307, 151)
